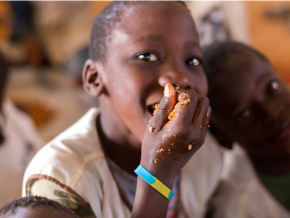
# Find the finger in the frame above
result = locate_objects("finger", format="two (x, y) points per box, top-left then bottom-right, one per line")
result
(148, 83), (177, 132)
(192, 96), (210, 130)
(193, 104), (211, 150)
(205, 106), (212, 127)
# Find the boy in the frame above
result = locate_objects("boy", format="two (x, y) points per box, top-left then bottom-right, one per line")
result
(203, 40), (290, 217)
(23, 2), (222, 217)
(0, 196), (79, 218)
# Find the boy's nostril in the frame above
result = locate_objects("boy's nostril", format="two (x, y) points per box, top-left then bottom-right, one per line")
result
(172, 84), (179, 89)
(171, 84), (192, 90)
(184, 85), (191, 90)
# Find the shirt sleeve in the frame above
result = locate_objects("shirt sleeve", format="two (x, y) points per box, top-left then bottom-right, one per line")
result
(28, 179), (96, 218)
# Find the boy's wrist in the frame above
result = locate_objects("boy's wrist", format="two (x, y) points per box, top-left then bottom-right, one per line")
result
(134, 165), (175, 200)
(139, 160), (176, 188)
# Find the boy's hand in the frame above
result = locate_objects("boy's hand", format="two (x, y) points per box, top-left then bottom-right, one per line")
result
(140, 83), (211, 184)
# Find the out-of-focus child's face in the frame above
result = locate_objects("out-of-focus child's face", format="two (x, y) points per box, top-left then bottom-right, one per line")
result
(210, 54), (290, 156)
(101, 2), (207, 142)
(2, 207), (75, 218)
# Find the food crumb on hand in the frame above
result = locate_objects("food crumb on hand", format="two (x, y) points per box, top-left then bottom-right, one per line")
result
(188, 144), (193, 150)
(180, 98), (191, 105)
(153, 158), (159, 164)
(168, 108), (177, 121)
(153, 104), (159, 115)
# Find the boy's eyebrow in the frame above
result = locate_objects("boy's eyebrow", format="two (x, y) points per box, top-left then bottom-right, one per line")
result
(135, 35), (201, 50)
(255, 73), (273, 86)
(185, 41), (200, 48)
(135, 34), (164, 43)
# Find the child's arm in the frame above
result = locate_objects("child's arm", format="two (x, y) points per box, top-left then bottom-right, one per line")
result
(132, 83), (211, 217)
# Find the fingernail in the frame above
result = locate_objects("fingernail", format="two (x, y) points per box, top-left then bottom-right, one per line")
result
(164, 83), (170, 97)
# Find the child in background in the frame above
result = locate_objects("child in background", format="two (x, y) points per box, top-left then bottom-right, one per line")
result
(0, 196), (79, 218)
(23, 2), (222, 218)
(0, 53), (43, 206)
(203, 40), (290, 217)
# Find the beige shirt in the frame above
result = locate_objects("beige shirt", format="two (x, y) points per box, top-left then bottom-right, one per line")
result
(23, 108), (223, 218)
(208, 146), (290, 218)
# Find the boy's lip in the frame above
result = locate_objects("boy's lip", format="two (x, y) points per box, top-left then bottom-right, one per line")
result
(146, 93), (163, 116)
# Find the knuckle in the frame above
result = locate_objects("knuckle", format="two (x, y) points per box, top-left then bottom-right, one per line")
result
(158, 97), (169, 111)
(190, 95), (199, 104)
(200, 96), (210, 106)
(190, 132), (204, 146)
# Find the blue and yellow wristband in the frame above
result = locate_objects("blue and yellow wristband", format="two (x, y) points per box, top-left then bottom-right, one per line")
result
(134, 165), (175, 200)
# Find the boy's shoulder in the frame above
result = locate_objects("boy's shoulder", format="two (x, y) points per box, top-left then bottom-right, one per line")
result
(23, 108), (106, 193)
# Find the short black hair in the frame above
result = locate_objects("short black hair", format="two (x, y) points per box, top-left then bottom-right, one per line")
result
(89, 1), (188, 62)
(203, 40), (269, 79)
(0, 196), (79, 218)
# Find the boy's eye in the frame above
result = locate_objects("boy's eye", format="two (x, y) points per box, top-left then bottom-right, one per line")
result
(236, 109), (251, 123)
(186, 58), (201, 67)
(138, 53), (158, 62)
(267, 80), (280, 94)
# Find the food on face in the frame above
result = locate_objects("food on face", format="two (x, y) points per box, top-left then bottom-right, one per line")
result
(148, 126), (154, 132)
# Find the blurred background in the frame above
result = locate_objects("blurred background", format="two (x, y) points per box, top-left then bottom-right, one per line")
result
(0, 1), (289, 143)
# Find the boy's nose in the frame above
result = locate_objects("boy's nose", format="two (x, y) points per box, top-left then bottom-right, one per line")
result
(158, 70), (192, 90)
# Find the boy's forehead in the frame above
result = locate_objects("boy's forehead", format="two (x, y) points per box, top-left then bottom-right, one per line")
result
(116, 2), (196, 39)
(222, 52), (260, 74)
(121, 2), (192, 25)
(101, 1), (200, 62)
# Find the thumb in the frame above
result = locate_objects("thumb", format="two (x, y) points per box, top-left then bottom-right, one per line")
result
(148, 83), (177, 132)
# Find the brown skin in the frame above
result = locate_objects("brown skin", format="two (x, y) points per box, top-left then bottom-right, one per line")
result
(83, 2), (211, 217)
(209, 52), (290, 175)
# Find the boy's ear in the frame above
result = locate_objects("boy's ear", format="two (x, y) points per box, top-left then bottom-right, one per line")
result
(209, 124), (234, 149)
(82, 59), (106, 97)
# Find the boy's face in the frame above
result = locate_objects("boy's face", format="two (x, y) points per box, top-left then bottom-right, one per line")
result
(2, 207), (74, 218)
(210, 54), (290, 156)
(99, 2), (207, 143)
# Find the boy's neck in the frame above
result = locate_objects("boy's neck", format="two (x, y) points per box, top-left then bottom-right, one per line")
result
(97, 113), (141, 175)
(249, 153), (290, 175)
